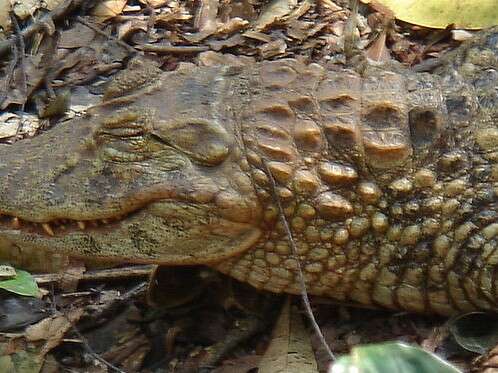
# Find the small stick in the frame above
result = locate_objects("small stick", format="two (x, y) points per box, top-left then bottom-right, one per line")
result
(0, 31), (18, 108)
(33, 264), (154, 285)
(0, 0), (92, 57)
(70, 326), (127, 373)
(344, 0), (359, 61)
(75, 16), (137, 55)
(264, 161), (336, 362)
(137, 44), (209, 54)
(9, 12), (27, 113)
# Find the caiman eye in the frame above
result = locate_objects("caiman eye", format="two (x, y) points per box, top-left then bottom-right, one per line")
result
(94, 108), (156, 162)
(408, 108), (442, 149)
(153, 119), (231, 166)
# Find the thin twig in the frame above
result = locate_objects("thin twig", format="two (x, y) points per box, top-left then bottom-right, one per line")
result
(9, 12), (27, 113)
(76, 16), (137, 55)
(0, 33), (18, 108)
(264, 161), (336, 362)
(143, 3), (156, 40)
(0, 0), (92, 57)
(137, 44), (209, 54)
(50, 62), (123, 88)
(60, 283), (147, 372)
(34, 264), (154, 285)
(70, 326), (127, 373)
(82, 282), (148, 323)
(344, 0), (359, 61)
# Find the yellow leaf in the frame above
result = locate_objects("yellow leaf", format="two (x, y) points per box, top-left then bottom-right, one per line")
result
(0, 0), (10, 31)
(91, 0), (128, 21)
(363, 0), (498, 29)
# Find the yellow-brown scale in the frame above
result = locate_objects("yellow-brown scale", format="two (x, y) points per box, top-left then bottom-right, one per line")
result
(0, 30), (495, 316)
(214, 58), (498, 316)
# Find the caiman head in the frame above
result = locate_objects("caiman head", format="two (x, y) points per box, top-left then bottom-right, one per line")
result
(0, 60), (262, 264)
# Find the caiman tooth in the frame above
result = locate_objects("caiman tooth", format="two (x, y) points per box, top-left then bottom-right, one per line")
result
(101, 219), (109, 224)
(77, 221), (86, 230)
(42, 223), (55, 236)
(11, 217), (21, 229)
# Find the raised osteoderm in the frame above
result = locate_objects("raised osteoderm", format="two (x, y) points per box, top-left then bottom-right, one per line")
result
(0, 29), (497, 316)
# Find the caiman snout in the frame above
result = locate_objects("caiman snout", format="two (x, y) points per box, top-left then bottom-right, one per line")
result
(0, 62), (262, 264)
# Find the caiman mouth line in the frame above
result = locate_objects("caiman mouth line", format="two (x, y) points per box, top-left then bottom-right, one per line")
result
(0, 211), (134, 237)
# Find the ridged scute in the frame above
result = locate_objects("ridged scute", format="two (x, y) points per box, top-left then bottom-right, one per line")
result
(216, 39), (498, 316)
(103, 58), (163, 100)
(2, 30), (497, 317)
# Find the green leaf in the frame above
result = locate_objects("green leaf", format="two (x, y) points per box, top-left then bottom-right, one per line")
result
(0, 269), (40, 297)
(362, 0), (498, 29)
(330, 342), (461, 373)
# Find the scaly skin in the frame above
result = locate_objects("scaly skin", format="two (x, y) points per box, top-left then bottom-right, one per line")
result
(0, 28), (496, 315)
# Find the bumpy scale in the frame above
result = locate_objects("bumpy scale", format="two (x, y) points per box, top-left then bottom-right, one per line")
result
(0, 28), (497, 316)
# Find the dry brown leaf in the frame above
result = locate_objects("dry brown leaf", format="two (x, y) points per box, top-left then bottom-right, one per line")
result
(198, 51), (254, 66)
(0, 113), (22, 139)
(258, 38), (288, 58)
(0, 0), (10, 31)
(216, 17), (249, 35)
(117, 19), (149, 40)
(26, 308), (84, 356)
(11, 0), (38, 20)
(91, 0), (128, 22)
(206, 34), (246, 51)
(258, 299), (319, 373)
(478, 344), (498, 372)
(101, 333), (150, 371)
(318, 0), (342, 12)
(287, 0), (313, 21)
(44, 0), (64, 10)
(0, 54), (47, 110)
(363, 0), (395, 19)
(329, 20), (345, 36)
(138, 0), (169, 8)
(254, 0), (298, 31)
(4, 0), (64, 28)
(194, 0), (219, 33)
(58, 22), (97, 49)
(365, 30), (391, 62)
(183, 0), (220, 42)
(243, 30), (273, 42)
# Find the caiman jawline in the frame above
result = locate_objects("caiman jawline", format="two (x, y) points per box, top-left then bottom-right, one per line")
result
(0, 210), (136, 237)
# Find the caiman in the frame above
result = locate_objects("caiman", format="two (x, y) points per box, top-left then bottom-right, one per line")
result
(0, 28), (496, 316)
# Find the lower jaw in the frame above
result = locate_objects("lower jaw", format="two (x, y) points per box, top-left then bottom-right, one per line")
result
(0, 202), (262, 266)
